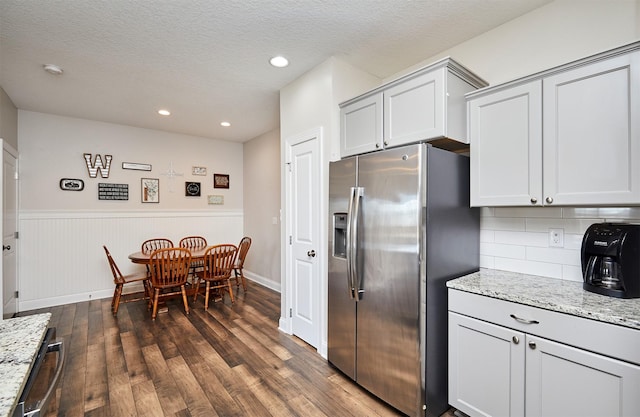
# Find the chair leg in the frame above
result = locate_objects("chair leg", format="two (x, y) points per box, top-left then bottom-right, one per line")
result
(204, 281), (211, 310)
(193, 277), (201, 302)
(227, 280), (235, 304)
(112, 284), (123, 315)
(239, 269), (247, 291)
(181, 285), (190, 315)
(152, 288), (160, 320)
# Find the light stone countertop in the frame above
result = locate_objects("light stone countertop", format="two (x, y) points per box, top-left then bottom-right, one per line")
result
(447, 269), (640, 331)
(0, 313), (51, 417)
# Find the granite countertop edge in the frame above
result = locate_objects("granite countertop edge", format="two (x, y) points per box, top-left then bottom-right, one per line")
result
(0, 313), (52, 417)
(447, 268), (640, 331)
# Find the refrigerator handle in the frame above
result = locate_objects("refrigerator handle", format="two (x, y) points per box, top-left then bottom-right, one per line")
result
(346, 187), (356, 299)
(349, 187), (364, 302)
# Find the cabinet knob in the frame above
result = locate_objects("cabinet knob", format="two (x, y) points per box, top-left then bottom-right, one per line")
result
(512, 336), (520, 344)
(530, 197), (538, 204)
(383, 141), (388, 146)
(375, 143), (380, 149)
(546, 196), (554, 204)
(528, 341), (537, 350)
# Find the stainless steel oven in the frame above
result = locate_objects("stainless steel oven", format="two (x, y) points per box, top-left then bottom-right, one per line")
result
(12, 328), (65, 417)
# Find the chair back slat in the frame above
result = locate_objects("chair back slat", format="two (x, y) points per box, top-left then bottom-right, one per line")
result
(149, 248), (192, 288)
(142, 238), (174, 254)
(203, 244), (237, 281)
(179, 236), (207, 250)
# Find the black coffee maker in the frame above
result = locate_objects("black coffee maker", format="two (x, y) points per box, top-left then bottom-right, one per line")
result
(581, 223), (640, 299)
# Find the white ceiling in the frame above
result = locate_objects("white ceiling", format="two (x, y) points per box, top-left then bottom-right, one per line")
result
(0, 0), (551, 143)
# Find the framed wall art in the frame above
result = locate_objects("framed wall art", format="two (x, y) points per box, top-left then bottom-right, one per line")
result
(59, 178), (84, 191)
(185, 182), (201, 197)
(213, 173), (229, 189)
(192, 166), (207, 176)
(141, 178), (159, 203)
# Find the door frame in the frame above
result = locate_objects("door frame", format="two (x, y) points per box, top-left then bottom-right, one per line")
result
(280, 126), (327, 357)
(1, 139), (18, 318)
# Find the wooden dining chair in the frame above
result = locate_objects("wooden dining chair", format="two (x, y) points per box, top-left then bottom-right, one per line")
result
(103, 245), (150, 315)
(179, 236), (207, 278)
(141, 238), (174, 254)
(193, 244), (237, 310)
(232, 236), (252, 291)
(148, 248), (192, 320)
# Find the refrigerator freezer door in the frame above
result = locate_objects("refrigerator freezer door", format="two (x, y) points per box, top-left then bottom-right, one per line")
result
(356, 144), (423, 416)
(328, 157), (357, 379)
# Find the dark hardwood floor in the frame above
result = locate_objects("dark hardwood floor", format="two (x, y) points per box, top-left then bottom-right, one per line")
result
(19, 283), (456, 417)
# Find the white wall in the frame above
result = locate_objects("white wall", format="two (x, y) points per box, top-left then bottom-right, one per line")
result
(0, 86), (18, 150)
(18, 111), (244, 310)
(279, 57), (379, 351)
(385, 0), (640, 281)
(243, 128), (281, 291)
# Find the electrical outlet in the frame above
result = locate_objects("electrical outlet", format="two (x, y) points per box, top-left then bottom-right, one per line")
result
(549, 228), (564, 248)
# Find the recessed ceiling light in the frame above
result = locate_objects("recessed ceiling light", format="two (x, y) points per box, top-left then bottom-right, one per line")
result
(43, 64), (63, 75)
(220, 121), (231, 127)
(158, 109), (171, 116)
(269, 56), (289, 68)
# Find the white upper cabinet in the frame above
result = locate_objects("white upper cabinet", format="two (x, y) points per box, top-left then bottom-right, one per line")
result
(340, 58), (487, 158)
(469, 41), (640, 206)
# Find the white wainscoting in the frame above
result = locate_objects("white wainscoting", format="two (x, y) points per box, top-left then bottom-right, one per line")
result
(18, 210), (243, 311)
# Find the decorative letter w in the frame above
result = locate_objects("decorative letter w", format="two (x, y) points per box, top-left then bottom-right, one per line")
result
(84, 153), (112, 178)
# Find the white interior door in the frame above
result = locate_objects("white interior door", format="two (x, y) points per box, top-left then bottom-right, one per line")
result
(2, 142), (18, 318)
(286, 129), (322, 348)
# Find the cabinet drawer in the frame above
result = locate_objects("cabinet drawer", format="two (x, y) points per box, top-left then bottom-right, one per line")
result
(449, 289), (640, 365)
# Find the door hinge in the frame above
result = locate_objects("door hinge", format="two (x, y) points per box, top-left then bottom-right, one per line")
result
(14, 172), (18, 180)
(14, 231), (18, 239)
(289, 308), (292, 318)
(289, 236), (292, 245)
(286, 162), (292, 173)
(14, 291), (18, 298)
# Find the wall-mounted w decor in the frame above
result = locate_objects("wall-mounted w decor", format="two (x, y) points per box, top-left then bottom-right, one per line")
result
(84, 153), (112, 178)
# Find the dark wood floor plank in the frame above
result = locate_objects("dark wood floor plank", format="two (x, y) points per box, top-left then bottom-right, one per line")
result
(141, 343), (188, 415)
(166, 355), (218, 417)
(131, 379), (165, 417)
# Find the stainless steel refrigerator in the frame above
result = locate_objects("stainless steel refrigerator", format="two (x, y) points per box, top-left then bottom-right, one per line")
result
(328, 143), (479, 417)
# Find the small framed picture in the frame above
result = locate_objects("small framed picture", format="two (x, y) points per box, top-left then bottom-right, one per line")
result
(141, 178), (159, 203)
(192, 166), (207, 176)
(214, 173), (229, 189)
(185, 181), (201, 197)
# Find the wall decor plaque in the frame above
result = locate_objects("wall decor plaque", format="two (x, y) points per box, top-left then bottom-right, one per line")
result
(98, 183), (128, 200)
(141, 178), (159, 203)
(192, 166), (207, 176)
(185, 182), (201, 197)
(60, 178), (84, 191)
(207, 195), (224, 205)
(122, 162), (152, 171)
(213, 173), (229, 189)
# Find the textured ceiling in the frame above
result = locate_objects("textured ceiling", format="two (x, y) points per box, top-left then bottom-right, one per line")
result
(0, 0), (550, 143)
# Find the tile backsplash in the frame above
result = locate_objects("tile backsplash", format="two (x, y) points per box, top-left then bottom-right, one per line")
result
(479, 207), (640, 281)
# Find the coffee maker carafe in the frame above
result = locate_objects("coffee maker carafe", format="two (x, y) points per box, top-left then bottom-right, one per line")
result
(581, 223), (640, 298)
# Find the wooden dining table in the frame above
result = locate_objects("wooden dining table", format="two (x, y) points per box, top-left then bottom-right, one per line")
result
(128, 247), (209, 264)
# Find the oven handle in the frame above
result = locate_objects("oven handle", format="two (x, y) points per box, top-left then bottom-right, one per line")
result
(24, 341), (65, 417)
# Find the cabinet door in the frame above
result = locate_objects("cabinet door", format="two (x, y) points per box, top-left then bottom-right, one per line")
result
(543, 51), (640, 205)
(384, 69), (444, 148)
(469, 81), (543, 206)
(340, 92), (383, 157)
(526, 335), (640, 417)
(448, 312), (525, 417)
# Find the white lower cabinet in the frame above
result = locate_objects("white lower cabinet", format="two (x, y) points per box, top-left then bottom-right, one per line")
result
(449, 292), (640, 417)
